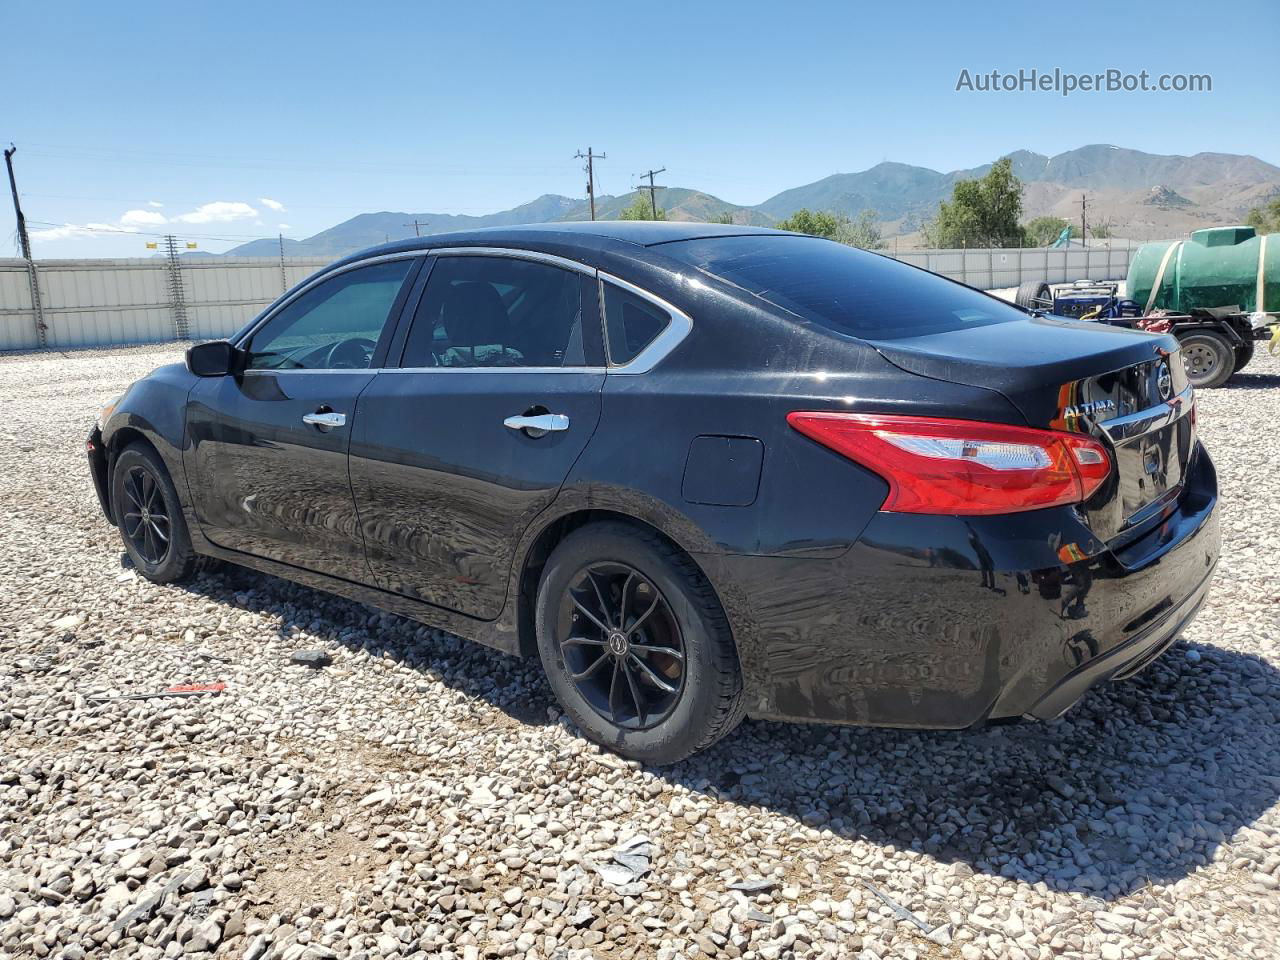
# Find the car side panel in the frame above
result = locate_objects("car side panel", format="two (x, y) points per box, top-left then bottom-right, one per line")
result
(99, 363), (198, 525)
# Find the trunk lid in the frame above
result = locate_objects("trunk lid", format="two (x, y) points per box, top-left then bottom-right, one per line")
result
(866, 317), (1194, 545)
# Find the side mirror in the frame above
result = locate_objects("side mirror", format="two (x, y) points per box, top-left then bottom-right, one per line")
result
(186, 340), (243, 377)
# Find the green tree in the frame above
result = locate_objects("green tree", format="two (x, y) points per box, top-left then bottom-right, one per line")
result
(774, 208), (843, 239)
(709, 211), (735, 224)
(923, 156), (1026, 247)
(843, 209), (885, 250)
(618, 192), (667, 221)
(1023, 216), (1072, 247)
(1245, 197), (1280, 233)
(774, 208), (885, 250)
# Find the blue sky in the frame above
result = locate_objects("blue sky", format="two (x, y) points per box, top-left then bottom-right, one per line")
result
(4, 0), (1276, 257)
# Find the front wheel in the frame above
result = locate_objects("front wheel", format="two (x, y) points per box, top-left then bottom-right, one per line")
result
(110, 443), (204, 583)
(1177, 330), (1236, 389)
(535, 523), (745, 765)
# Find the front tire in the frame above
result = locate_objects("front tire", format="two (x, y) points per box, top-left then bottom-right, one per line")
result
(535, 523), (745, 765)
(110, 443), (203, 583)
(1178, 330), (1236, 389)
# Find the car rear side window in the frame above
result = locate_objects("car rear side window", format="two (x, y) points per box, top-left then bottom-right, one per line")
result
(400, 256), (585, 368)
(660, 234), (1021, 340)
(602, 284), (669, 365)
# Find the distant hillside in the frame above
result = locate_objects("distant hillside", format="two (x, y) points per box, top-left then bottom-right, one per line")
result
(222, 144), (1280, 256)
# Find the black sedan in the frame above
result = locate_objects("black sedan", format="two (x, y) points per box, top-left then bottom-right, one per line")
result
(87, 222), (1220, 763)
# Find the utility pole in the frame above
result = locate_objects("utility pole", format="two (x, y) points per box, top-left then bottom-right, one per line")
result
(278, 233), (288, 294)
(4, 144), (32, 260)
(5, 144), (46, 347)
(162, 235), (190, 340)
(636, 167), (666, 219)
(1080, 193), (1089, 244)
(574, 148), (606, 220)
(403, 219), (427, 237)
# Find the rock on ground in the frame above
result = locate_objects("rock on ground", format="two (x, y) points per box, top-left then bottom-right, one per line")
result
(1, 342), (1279, 959)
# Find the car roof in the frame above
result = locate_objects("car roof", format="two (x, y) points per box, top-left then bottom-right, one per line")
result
(328, 221), (790, 272)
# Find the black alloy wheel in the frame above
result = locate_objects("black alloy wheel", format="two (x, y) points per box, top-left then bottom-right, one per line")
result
(120, 464), (171, 566)
(110, 442), (205, 583)
(555, 561), (686, 730)
(536, 522), (746, 764)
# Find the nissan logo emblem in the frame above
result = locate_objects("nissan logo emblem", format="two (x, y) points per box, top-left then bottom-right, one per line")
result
(1157, 362), (1173, 401)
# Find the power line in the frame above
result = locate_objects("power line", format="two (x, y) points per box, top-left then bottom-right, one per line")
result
(635, 167), (666, 219)
(26, 220), (271, 242)
(574, 148), (606, 221)
(403, 219), (428, 237)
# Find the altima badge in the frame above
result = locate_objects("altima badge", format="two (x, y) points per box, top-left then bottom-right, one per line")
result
(1062, 399), (1117, 419)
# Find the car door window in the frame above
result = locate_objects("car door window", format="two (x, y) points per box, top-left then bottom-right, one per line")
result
(602, 283), (670, 365)
(245, 259), (416, 370)
(400, 256), (585, 368)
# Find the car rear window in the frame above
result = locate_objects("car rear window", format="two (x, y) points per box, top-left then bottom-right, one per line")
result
(660, 234), (1022, 340)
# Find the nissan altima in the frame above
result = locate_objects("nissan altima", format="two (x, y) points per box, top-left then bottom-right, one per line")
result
(87, 222), (1220, 764)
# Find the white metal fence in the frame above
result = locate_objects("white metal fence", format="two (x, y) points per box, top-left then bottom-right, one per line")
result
(888, 239), (1148, 292)
(0, 241), (1153, 352)
(0, 256), (331, 352)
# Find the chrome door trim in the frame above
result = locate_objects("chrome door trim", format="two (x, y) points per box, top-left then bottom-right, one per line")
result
(427, 246), (598, 276)
(598, 272), (693, 375)
(232, 251), (425, 349)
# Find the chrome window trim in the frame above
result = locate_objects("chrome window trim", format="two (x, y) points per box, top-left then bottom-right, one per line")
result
(598, 272), (693, 375)
(382, 366), (606, 375)
(240, 366), (608, 375)
(426, 246), (597, 276)
(240, 368), (382, 376)
(231, 248), (692, 376)
(232, 250), (424, 350)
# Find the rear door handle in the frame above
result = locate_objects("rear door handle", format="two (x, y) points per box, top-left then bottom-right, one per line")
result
(302, 411), (347, 429)
(503, 413), (570, 434)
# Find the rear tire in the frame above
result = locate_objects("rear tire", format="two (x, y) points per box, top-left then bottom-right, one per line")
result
(1014, 280), (1052, 311)
(1178, 330), (1236, 389)
(110, 443), (204, 583)
(535, 523), (745, 765)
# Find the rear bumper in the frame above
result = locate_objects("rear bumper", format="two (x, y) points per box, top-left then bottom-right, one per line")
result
(700, 444), (1220, 728)
(1024, 561), (1211, 720)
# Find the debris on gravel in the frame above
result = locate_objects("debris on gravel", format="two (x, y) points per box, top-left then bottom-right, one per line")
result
(2, 342), (1279, 960)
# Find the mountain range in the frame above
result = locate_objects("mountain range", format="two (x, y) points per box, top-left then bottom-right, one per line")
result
(224, 144), (1280, 257)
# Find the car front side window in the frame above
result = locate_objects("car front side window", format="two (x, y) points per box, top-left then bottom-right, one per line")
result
(244, 259), (416, 371)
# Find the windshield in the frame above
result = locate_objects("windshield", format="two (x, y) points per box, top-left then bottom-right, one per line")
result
(659, 234), (1023, 341)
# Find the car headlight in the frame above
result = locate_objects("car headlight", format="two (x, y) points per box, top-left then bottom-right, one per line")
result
(96, 395), (122, 431)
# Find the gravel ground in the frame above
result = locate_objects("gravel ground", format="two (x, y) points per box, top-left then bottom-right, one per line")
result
(2, 342), (1279, 960)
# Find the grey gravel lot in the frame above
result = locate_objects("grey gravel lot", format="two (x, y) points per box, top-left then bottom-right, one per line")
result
(2, 342), (1279, 960)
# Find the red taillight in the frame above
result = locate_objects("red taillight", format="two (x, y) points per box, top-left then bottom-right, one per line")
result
(787, 412), (1112, 515)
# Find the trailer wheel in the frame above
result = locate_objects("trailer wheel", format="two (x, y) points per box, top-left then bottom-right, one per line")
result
(1178, 330), (1235, 389)
(1234, 339), (1255, 373)
(1014, 280), (1052, 311)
